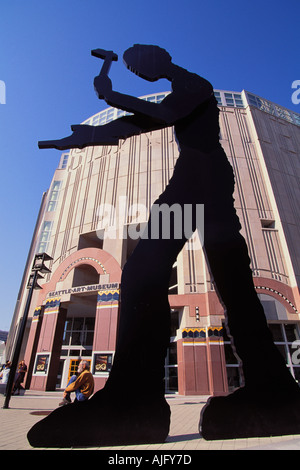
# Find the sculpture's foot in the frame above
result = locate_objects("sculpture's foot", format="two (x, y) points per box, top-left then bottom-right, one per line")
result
(27, 390), (170, 448)
(199, 385), (300, 440)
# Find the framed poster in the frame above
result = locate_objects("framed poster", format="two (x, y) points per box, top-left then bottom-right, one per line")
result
(33, 353), (50, 375)
(92, 352), (113, 375)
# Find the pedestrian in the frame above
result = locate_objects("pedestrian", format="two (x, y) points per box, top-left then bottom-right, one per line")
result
(59, 360), (94, 406)
(13, 360), (27, 395)
(0, 361), (11, 384)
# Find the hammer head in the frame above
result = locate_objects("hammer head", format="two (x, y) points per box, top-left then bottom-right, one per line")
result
(91, 48), (118, 61)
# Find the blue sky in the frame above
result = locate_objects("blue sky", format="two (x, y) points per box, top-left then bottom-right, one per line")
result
(0, 0), (299, 330)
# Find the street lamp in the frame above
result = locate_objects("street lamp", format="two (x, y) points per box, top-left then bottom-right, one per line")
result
(3, 253), (52, 409)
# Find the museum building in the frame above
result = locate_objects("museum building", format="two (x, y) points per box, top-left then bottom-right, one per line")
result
(6, 89), (300, 396)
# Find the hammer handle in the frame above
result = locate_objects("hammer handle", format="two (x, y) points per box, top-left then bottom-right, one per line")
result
(99, 58), (112, 77)
(92, 49), (118, 78)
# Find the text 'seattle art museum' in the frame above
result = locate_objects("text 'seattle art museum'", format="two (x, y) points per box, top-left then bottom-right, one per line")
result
(7, 89), (300, 396)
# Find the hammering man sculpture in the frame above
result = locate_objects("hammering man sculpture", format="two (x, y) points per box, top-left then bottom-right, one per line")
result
(28, 45), (300, 447)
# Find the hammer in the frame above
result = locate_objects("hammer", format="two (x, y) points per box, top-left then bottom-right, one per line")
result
(91, 48), (118, 78)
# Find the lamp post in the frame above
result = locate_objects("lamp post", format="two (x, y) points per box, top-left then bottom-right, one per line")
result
(3, 253), (52, 409)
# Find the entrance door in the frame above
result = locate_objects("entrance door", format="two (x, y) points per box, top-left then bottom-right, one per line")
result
(164, 309), (180, 393)
(68, 359), (79, 382)
(67, 359), (92, 382)
(56, 359), (65, 389)
(164, 342), (178, 393)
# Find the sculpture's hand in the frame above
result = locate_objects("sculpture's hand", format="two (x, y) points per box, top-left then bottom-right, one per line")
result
(38, 124), (119, 150)
(94, 75), (113, 100)
(38, 125), (94, 150)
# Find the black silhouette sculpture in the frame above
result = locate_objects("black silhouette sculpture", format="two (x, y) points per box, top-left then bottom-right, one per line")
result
(28, 45), (300, 447)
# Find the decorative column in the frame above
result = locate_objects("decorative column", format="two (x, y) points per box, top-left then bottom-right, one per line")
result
(206, 327), (228, 395)
(177, 327), (228, 396)
(92, 287), (120, 392)
(24, 306), (43, 389)
(29, 297), (66, 391)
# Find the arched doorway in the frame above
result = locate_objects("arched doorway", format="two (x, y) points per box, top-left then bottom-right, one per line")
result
(24, 248), (122, 392)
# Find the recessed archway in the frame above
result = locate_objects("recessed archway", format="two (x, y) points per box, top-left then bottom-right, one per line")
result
(72, 264), (100, 288)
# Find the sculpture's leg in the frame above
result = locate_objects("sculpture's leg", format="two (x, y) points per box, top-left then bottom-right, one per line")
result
(199, 154), (300, 439)
(27, 214), (185, 447)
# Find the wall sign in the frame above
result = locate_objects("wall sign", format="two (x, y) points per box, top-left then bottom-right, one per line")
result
(33, 353), (50, 375)
(47, 282), (119, 298)
(92, 352), (113, 375)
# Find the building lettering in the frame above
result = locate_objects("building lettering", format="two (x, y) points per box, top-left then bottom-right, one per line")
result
(47, 283), (119, 298)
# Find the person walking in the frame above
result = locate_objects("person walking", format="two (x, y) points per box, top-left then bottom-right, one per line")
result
(12, 360), (27, 395)
(0, 361), (11, 385)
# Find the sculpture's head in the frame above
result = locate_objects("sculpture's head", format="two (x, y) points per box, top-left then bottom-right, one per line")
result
(123, 44), (172, 82)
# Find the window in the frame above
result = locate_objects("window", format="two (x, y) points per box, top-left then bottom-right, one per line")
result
(223, 322), (300, 389)
(68, 359), (92, 382)
(293, 114), (300, 126)
(275, 106), (293, 123)
(268, 323), (300, 381)
(106, 108), (115, 122)
(170, 310), (180, 339)
(246, 92), (300, 126)
(165, 342), (178, 392)
(222, 323), (243, 390)
(117, 109), (126, 118)
(60, 153), (69, 169)
(214, 91), (244, 108)
(92, 115), (100, 125)
(234, 94), (244, 107)
(47, 181), (62, 212)
(99, 113), (107, 125)
(225, 93), (234, 107)
(37, 221), (53, 253)
(156, 94), (167, 103)
(224, 92), (244, 108)
(214, 91), (222, 106)
(261, 219), (275, 229)
(141, 92), (169, 104)
(168, 263), (178, 295)
(62, 317), (95, 356)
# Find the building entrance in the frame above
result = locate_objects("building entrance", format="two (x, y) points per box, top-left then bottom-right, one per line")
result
(165, 342), (178, 393)
(56, 359), (65, 389)
(68, 359), (80, 381)
(58, 314), (95, 389)
(67, 359), (92, 382)
(164, 309), (180, 393)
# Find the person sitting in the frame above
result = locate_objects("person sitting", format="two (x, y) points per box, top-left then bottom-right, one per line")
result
(60, 360), (94, 406)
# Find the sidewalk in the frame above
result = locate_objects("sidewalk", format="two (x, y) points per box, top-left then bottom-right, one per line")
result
(1, 391), (300, 450)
